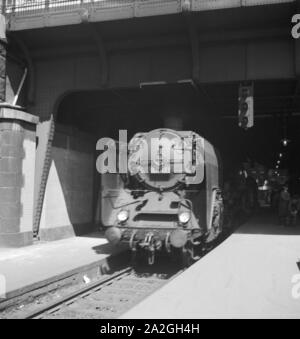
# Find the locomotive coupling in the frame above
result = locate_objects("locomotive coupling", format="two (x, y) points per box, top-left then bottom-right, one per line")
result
(105, 226), (189, 251)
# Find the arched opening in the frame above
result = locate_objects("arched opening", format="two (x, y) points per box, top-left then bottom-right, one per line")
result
(39, 80), (300, 240)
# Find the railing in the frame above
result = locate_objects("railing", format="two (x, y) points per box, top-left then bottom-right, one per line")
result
(1, 0), (137, 15)
(0, 0), (295, 17)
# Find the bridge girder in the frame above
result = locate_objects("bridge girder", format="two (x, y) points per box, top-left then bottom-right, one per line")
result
(2, 1), (297, 119)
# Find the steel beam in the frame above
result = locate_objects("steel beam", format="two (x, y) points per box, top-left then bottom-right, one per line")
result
(185, 17), (200, 81)
(87, 25), (108, 88)
(8, 33), (35, 105)
(29, 27), (289, 60)
(3, 0), (296, 32)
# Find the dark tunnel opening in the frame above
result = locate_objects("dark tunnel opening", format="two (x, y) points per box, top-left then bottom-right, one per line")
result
(56, 81), (300, 182)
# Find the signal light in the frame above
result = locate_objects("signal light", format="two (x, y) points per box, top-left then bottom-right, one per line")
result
(281, 138), (290, 147)
(238, 84), (254, 130)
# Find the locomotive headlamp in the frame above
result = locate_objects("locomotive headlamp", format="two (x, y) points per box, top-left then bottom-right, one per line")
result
(178, 211), (191, 224)
(117, 210), (129, 223)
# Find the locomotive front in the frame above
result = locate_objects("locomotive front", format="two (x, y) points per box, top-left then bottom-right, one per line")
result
(101, 129), (223, 265)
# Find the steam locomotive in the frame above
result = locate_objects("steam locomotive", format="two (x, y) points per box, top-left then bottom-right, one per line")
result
(101, 129), (223, 265)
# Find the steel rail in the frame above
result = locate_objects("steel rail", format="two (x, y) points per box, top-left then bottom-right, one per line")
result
(24, 267), (133, 319)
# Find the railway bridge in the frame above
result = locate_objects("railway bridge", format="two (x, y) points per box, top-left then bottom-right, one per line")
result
(0, 0), (299, 247)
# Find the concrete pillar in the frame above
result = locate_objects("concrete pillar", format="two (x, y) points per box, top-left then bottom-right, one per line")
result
(0, 108), (39, 247)
(0, 14), (6, 103)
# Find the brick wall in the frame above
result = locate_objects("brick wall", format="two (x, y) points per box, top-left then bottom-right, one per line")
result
(0, 110), (38, 247)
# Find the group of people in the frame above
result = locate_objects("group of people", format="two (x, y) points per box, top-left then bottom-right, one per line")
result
(223, 165), (300, 228)
(223, 171), (258, 230)
(277, 186), (300, 226)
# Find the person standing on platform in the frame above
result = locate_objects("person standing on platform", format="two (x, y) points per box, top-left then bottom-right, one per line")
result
(278, 186), (291, 226)
(288, 195), (300, 226)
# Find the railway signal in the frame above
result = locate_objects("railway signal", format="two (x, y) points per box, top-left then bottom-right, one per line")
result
(238, 84), (254, 130)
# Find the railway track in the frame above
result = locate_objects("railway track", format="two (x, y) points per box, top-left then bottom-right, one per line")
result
(24, 265), (182, 319)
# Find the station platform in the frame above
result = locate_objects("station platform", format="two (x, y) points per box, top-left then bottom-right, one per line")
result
(122, 209), (300, 319)
(0, 233), (126, 306)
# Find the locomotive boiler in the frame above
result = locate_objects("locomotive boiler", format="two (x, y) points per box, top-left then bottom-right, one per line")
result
(101, 129), (223, 265)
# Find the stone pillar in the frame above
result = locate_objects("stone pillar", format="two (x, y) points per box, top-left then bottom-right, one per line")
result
(0, 14), (6, 103)
(0, 108), (39, 247)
